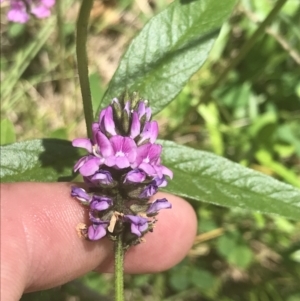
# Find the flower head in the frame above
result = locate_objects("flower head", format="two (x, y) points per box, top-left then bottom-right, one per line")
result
(71, 93), (172, 248)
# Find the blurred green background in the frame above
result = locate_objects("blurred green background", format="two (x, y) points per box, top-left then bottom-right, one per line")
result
(1, 0), (300, 300)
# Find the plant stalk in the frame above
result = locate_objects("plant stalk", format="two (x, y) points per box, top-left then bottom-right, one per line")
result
(76, 0), (94, 138)
(114, 234), (124, 301)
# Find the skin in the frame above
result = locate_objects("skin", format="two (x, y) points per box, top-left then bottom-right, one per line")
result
(0, 182), (197, 301)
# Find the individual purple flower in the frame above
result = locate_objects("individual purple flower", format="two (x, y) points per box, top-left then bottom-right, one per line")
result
(125, 215), (148, 237)
(147, 198), (172, 215)
(74, 155), (103, 177)
(98, 106), (117, 136)
(151, 158), (173, 179)
(133, 143), (162, 175)
(124, 169), (146, 183)
(130, 112), (141, 139)
(137, 101), (151, 121)
(97, 133), (137, 169)
(88, 223), (107, 241)
(90, 195), (113, 211)
(140, 176), (167, 198)
(90, 170), (113, 185)
(71, 186), (91, 204)
(138, 121), (158, 144)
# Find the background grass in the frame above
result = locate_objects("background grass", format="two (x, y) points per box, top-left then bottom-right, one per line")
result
(1, 0), (300, 300)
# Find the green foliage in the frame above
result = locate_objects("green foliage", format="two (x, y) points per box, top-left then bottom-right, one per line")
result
(0, 119), (16, 145)
(217, 232), (253, 269)
(0, 139), (79, 182)
(160, 140), (300, 220)
(99, 0), (237, 115)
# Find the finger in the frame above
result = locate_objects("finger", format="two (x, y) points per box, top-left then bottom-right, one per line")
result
(96, 191), (197, 273)
(1, 183), (197, 299)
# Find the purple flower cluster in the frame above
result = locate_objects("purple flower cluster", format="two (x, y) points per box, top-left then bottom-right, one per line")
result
(71, 95), (172, 248)
(1, 0), (55, 23)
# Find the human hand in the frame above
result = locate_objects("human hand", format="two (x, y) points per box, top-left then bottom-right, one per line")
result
(1, 183), (197, 301)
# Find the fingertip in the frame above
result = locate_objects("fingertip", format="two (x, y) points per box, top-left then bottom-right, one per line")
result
(97, 192), (197, 273)
(126, 192), (197, 273)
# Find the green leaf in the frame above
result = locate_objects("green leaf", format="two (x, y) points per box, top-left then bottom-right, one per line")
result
(190, 269), (216, 291)
(0, 119), (16, 145)
(217, 234), (238, 258)
(99, 0), (237, 115)
(160, 140), (300, 220)
(0, 139), (80, 182)
(227, 245), (253, 269)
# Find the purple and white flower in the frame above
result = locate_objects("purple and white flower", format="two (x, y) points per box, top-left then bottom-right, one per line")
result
(90, 170), (113, 185)
(90, 195), (113, 211)
(124, 169), (146, 183)
(125, 215), (149, 237)
(73, 155), (103, 177)
(88, 223), (107, 241)
(71, 96), (172, 246)
(71, 186), (91, 204)
(97, 133), (137, 169)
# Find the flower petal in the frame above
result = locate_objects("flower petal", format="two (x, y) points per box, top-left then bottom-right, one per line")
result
(124, 169), (146, 183)
(115, 156), (130, 169)
(139, 121), (158, 144)
(139, 162), (156, 176)
(140, 184), (157, 198)
(72, 138), (93, 153)
(147, 198), (172, 215)
(145, 107), (152, 121)
(104, 106), (116, 135)
(131, 223), (142, 237)
(88, 224), (106, 240)
(71, 186), (91, 203)
(161, 165), (173, 179)
(125, 215), (148, 225)
(110, 135), (124, 153)
(148, 144), (162, 161)
(130, 112), (141, 139)
(97, 132), (113, 157)
(125, 215), (148, 237)
(90, 196), (112, 211)
(74, 156), (88, 172)
(79, 157), (102, 176)
(90, 170), (113, 185)
(122, 137), (137, 163)
(137, 101), (146, 118)
(135, 143), (151, 165)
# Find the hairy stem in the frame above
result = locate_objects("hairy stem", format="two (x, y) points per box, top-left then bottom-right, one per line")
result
(76, 0), (94, 138)
(114, 235), (124, 301)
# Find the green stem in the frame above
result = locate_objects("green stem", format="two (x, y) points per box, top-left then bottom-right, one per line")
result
(56, 0), (67, 122)
(76, 0), (94, 138)
(114, 235), (124, 301)
(200, 0), (288, 104)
